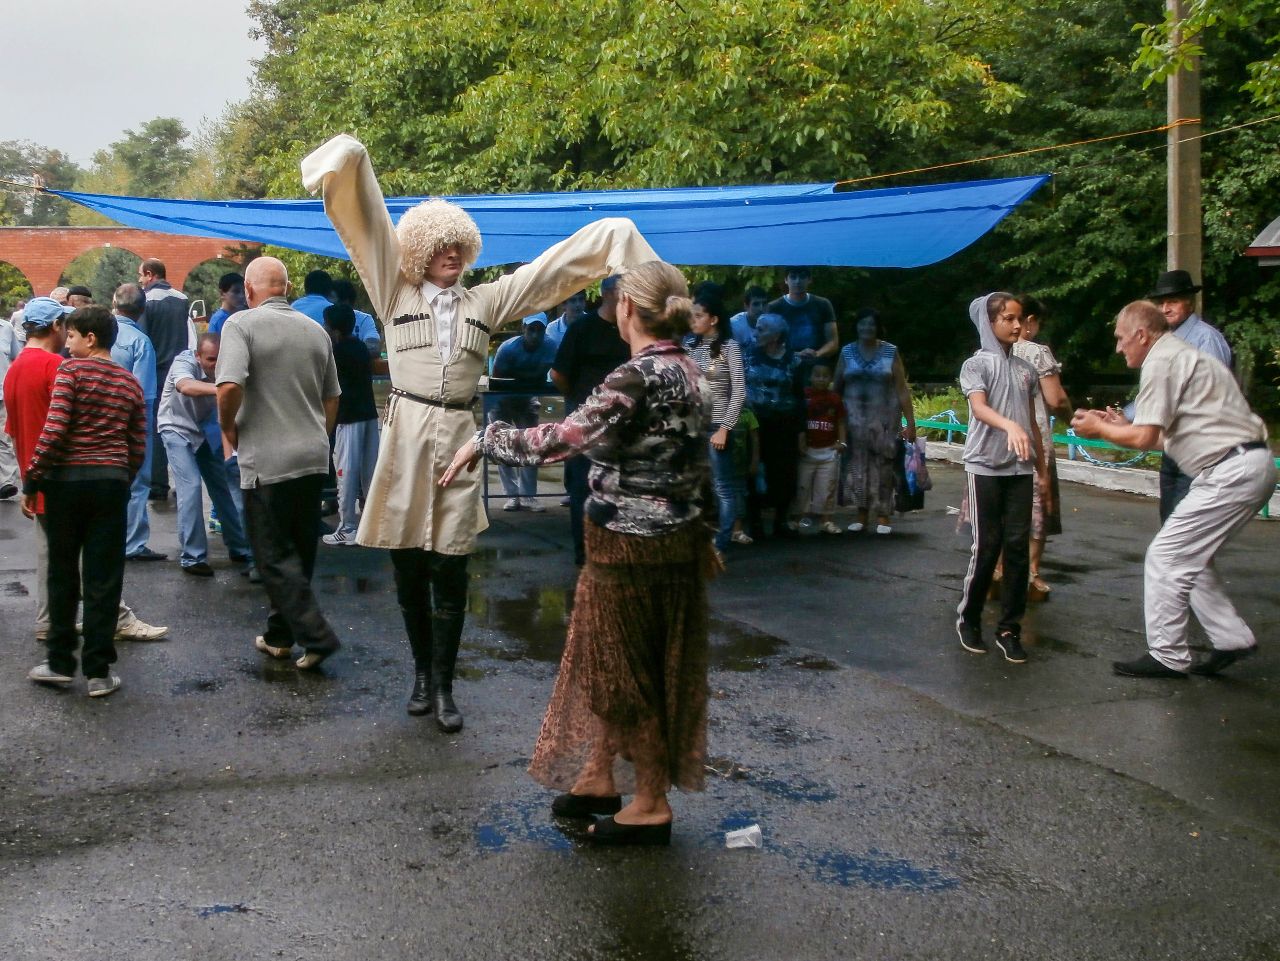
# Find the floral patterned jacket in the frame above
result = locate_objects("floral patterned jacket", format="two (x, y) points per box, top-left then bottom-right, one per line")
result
(481, 341), (712, 535)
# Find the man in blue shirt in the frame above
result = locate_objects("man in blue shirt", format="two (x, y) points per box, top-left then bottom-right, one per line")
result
(729, 285), (769, 353)
(332, 279), (382, 356)
(290, 269), (336, 323)
(491, 314), (557, 510)
(1145, 270), (1234, 519)
(206, 272), (246, 335)
(544, 290), (587, 351)
(111, 283), (167, 561)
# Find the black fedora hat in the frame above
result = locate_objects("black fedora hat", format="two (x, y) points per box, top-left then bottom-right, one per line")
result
(1147, 269), (1202, 299)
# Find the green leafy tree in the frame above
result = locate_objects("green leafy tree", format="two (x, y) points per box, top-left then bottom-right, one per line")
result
(0, 140), (79, 226)
(1135, 0), (1280, 107)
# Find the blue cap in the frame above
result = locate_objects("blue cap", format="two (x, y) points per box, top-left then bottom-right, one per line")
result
(521, 312), (548, 328)
(22, 296), (74, 330)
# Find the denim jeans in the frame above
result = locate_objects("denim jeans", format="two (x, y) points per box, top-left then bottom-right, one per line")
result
(149, 388), (169, 497)
(708, 429), (737, 551)
(124, 405), (153, 556)
(334, 418), (380, 535)
(161, 431), (252, 566)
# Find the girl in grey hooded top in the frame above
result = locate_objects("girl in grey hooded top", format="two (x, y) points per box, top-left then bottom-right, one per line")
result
(958, 293), (1042, 476)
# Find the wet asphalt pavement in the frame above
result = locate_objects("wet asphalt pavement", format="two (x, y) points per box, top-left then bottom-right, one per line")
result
(1, 462), (1278, 961)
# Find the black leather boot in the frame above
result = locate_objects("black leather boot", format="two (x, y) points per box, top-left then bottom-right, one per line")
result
(407, 670), (432, 716)
(400, 599), (433, 717)
(431, 611), (465, 733)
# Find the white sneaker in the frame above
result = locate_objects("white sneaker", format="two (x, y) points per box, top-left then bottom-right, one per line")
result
(115, 618), (169, 642)
(846, 522), (865, 533)
(502, 498), (521, 512)
(521, 498), (545, 512)
(731, 531), (754, 545)
(821, 521), (841, 535)
(875, 524), (893, 535)
(798, 517), (814, 530)
(321, 530), (357, 547)
(87, 674), (122, 698)
(28, 662), (73, 687)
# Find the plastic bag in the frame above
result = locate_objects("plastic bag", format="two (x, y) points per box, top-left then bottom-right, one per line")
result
(905, 438), (932, 493)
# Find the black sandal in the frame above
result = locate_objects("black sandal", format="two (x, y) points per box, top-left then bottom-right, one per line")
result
(587, 816), (672, 846)
(551, 793), (623, 819)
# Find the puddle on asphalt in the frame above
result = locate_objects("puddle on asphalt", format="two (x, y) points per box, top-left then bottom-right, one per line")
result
(314, 574), (378, 594)
(469, 586), (573, 662)
(1020, 630), (1095, 659)
(474, 796), (574, 852)
(709, 619), (787, 671)
(171, 677), (225, 695)
(800, 848), (960, 891)
(471, 545), (557, 566)
(3, 581), (29, 597)
(463, 596), (829, 677)
(749, 773), (837, 803)
(783, 654), (839, 671)
(197, 903), (255, 918)
(715, 814), (957, 891)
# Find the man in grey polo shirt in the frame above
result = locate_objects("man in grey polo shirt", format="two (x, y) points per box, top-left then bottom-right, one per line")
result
(1072, 300), (1274, 679)
(216, 257), (342, 671)
(157, 332), (254, 578)
(1144, 270), (1233, 521)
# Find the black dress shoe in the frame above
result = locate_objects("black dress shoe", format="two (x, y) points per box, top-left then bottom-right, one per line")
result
(587, 816), (672, 846)
(128, 547), (168, 562)
(1190, 645), (1257, 676)
(1112, 653), (1187, 679)
(0, 484), (18, 500)
(182, 562), (215, 577)
(552, 793), (623, 819)
(406, 672), (432, 716)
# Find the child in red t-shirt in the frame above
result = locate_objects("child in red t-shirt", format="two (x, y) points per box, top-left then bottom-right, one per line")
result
(795, 364), (846, 534)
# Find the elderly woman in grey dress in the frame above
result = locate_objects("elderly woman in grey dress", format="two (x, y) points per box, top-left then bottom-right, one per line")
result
(833, 308), (916, 534)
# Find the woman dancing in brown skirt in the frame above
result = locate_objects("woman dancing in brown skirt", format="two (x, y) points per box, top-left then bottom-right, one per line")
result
(442, 261), (713, 846)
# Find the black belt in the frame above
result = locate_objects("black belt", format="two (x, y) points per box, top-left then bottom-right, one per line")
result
(389, 387), (476, 411)
(1211, 440), (1268, 468)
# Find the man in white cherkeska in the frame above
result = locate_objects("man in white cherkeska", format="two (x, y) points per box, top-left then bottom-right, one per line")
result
(301, 135), (658, 733)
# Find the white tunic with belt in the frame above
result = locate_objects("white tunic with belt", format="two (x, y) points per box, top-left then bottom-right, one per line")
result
(301, 134), (659, 554)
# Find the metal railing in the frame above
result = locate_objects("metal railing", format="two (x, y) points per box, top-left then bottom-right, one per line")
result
(916, 410), (1279, 516)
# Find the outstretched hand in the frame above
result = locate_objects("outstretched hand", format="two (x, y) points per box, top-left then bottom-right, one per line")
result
(1005, 423), (1032, 461)
(439, 438), (482, 487)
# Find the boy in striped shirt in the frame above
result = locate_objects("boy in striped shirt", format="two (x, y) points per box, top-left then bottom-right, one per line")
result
(22, 306), (147, 697)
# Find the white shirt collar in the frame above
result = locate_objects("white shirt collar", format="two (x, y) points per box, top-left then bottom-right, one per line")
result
(421, 281), (463, 303)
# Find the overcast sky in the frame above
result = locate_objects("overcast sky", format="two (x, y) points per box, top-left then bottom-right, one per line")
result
(2, 0), (265, 166)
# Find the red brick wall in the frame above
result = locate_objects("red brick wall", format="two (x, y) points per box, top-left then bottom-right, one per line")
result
(0, 227), (260, 296)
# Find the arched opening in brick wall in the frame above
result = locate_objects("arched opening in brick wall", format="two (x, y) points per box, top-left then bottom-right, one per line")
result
(184, 255), (251, 322)
(59, 247), (142, 306)
(0, 259), (33, 315)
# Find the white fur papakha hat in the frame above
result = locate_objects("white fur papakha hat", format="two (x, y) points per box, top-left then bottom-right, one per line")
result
(395, 199), (483, 285)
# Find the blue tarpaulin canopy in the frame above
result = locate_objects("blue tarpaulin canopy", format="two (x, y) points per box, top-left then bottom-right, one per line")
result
(52, 174), (1048, 269)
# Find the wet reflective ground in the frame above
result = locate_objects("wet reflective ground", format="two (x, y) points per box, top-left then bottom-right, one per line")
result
(1, 464), (1278, 960)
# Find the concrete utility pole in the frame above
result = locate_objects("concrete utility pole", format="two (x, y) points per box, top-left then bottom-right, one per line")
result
(1166, 0), (1203, 285)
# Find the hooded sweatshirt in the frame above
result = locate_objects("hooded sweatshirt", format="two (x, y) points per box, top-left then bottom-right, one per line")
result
(958, 293), (1039, 476)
